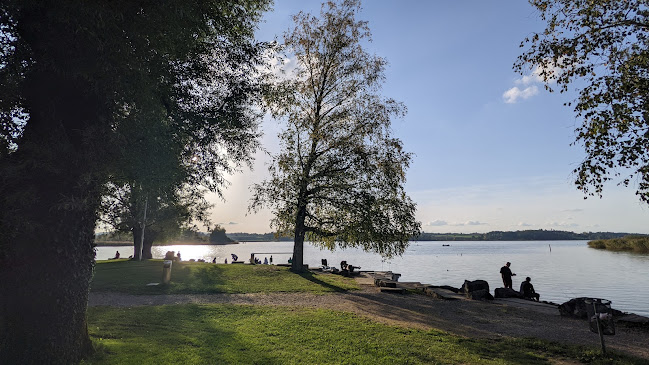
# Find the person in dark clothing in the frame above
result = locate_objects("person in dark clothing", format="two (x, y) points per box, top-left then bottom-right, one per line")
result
(499, 262), (516, 288)
(520, 276), (540, 301)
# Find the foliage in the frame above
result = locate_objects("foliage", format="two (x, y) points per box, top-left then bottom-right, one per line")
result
(209, 225), (234, 244)
(100, 182), (211, 258)
(84, 304), (645, 364)
(91, 260), (359, 294)
(94, 231), (133, 243)
(0, 1), (271, 362)
(251, 0), (420, 271)
(226, 232), (294, 242)
(588, 235), (649, 252)
(516, 0), (649, 203)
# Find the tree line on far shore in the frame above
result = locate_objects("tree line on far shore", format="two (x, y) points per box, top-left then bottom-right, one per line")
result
(417, 230), (643, 241)
(95, 229), (645, 245)
(231, 229), (643, 242)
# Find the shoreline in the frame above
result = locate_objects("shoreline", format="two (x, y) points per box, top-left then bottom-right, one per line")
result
(89, 272), (649, 360)
(94, 241), (239, 247)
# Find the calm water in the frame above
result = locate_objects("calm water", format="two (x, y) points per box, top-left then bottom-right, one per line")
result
(97, 240), (649, 317)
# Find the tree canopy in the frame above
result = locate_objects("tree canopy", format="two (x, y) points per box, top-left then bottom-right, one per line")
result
(251, 0), (420, 271)
(515, 0), (649, 203)
(0, 1), (270, 362)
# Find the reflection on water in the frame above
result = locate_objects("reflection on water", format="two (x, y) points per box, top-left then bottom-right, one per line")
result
(96, 240), (649, 317)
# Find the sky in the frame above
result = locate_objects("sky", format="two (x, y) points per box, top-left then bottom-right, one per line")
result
(208, 0), (649, 235)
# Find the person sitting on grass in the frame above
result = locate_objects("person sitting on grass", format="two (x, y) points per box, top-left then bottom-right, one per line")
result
(520, 277), (540, 301)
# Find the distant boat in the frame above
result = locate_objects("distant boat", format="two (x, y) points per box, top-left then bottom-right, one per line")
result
(442, 244), (450, 247)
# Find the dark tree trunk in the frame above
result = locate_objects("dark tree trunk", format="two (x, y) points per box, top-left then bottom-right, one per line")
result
(133, 226), (143, 260)
(132, 226), (155, 260)
(0, 68), (110, 363)
(142, 229), (156, 260)
(292, 203), (307, 273)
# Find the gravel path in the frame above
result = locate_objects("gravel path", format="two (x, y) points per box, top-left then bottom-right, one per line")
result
(88, 282), (649, 360)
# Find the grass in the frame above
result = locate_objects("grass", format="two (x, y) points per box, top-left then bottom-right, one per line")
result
(82, 304), (645, 365)
(588, 235), (649, 253)
(91, 260), (359, 294)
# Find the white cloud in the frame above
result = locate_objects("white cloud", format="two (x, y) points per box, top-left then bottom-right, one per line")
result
(503, 85), (538, 104)
(426, 220), (448, 226)
(504, 63), (561, 103)
(514, 65), (545, 85)
(547, 221), (579, 228)
(465, 221), (487, 226)
(448, 221), (488, 226)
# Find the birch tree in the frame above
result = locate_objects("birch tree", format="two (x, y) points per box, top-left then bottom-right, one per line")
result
(251, 0), (420, 272)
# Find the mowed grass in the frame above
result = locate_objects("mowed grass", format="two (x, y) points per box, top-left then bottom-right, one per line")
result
(91, 260), (359, 294)
(83, 304), (644, 365)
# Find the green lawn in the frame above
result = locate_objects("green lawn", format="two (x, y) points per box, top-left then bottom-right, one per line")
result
(91, 260), (359, 294)
(83, 304), (643, 365)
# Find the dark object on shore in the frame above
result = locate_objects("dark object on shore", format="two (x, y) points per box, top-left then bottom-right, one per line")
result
(461, 280), (493, 300)
(559, 297), (591, 319)
(337, 260), (361, 276)
(427, 285), (460, 293)
(442, 244), (450, 246)
(559, 297), (625, 319)
(494, 287), (523, 299)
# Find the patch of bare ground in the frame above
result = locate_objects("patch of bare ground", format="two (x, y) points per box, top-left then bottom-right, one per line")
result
(88, 273), (649, 360)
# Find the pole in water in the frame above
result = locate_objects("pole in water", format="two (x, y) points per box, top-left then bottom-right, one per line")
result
(549, 244), (551, 252)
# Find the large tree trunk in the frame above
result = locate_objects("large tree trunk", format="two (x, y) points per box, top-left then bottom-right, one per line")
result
(133, 226), (143, 260)
(142, 228), (156, 260)
(292, 203), (307, 272)
(0, 68), (109, 363)
(132, 226), (155, 260)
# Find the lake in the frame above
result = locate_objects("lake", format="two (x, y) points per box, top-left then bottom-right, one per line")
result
(96, 240), (649, 317)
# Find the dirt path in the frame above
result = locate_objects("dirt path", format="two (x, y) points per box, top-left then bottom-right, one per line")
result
(88, 283), (649, 360)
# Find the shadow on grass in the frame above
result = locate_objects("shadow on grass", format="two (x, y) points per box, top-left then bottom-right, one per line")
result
(298, 270), (349, 292)
(88, 305), (281, 364)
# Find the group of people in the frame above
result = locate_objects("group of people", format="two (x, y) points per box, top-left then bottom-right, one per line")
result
(500, 261), (540, 301)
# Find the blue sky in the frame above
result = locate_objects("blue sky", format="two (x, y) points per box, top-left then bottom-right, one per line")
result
(209, 0), (649, 234)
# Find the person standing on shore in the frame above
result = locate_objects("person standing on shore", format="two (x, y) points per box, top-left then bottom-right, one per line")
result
(500, 262), (516, 288)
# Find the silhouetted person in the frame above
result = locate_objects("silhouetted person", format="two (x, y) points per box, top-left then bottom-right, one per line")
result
(212, 257), (216, 264)
(500, 262), (516, 288)
(231, 253), (238, 262)
(270, 256), (273, 265)
(520, 277), (540, 301)
(264, 257), (268, 265)
(176, 251), (181, 261)
(113, 251), (120, 259)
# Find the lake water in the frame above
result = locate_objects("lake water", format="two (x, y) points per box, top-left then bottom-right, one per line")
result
(96, 240), (649, 317)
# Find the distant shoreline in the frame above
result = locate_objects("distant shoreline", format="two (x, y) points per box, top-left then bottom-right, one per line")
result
(94, 241), (239, 247)
(95, 229), (648, 247)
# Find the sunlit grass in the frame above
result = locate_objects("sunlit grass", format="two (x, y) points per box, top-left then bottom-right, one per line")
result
(91, 260), (359, 294)
(83, 304), (644, 365)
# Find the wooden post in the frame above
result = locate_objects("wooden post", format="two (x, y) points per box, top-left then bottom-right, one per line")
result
(593, 302), (606, 354)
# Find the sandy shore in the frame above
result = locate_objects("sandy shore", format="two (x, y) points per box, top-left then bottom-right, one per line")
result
(88, 276), (649, 360)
